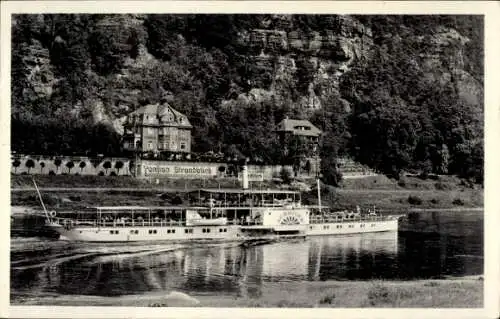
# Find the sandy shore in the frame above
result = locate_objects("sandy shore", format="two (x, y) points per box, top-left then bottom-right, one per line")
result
(11, 276), (483, 308)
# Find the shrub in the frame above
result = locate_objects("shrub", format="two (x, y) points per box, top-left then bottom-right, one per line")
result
(424, 281), (440, 287)
(68, 195), (81, 202)
(408, 195), (423, 205)
(280, 167), (292, 184)
(397, 177), (407, 187)
(367, 284), (391, 306)
(48, 170), (56, 176)
(319, 293), (336, 305)
(452, 198), (465, 206)
(110, 171), (117, 176)
(98, 171), (105, 176)
(430, 198), (439, 204)
(434, 182), (446, 190)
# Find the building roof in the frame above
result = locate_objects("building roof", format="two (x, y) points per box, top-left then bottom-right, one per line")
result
(128, 102), (192, 128)
(276, 118), (321, 137)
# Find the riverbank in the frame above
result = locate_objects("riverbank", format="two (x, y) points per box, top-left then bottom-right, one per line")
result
(10, 188), (483, 212)
(11, 276), (483, 308)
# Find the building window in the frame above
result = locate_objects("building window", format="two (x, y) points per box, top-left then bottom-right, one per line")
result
(180, 143), (186, 150)
(148, 142), (153, 150)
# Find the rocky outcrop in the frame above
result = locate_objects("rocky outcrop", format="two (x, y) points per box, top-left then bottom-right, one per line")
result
(13, 14), (482, 134)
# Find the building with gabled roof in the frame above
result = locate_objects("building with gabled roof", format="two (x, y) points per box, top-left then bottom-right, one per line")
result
(275, 117), (322, 176)
(275, 118), (322, 138)
(122, 101), (192, 153)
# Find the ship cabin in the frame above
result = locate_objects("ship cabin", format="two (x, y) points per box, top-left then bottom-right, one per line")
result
(50, 188), (306, 229)
(193, 188), (302, 208)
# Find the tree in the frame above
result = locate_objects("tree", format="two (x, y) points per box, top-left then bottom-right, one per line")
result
(66, 161), (75, 174)
(25, 159), (35, 174)
(321, 156), (342, 187)
(103, 161), (112, 174)
(13, 159), (21, 174)
(280, 167), (292, 184)
(40, 161), (45, 174)
(79, 161), (86, 173)
(54, 158), (62, 173)
(114, 160), (124, 175)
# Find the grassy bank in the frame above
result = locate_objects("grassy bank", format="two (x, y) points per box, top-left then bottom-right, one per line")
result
(10, 174), (483, 211)
(11, 277), (483, 308)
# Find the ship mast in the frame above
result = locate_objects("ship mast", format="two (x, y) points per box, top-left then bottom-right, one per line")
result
(317, 178), (322, 211)
(32, 177), (51, 222)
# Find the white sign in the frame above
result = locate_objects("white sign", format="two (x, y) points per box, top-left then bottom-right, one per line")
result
(142, 164), (216, 178)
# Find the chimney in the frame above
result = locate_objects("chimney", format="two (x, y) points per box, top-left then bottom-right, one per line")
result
(242, 165), (249, 189)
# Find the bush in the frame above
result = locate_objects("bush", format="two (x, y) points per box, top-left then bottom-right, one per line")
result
(452, 198), (465, 206)
(280, 167), (292, 184)
(98, 171), (105, 176)
(68, 195), (81, 202)
(48, 170), (56, 176)
(424, 281), (440, 287)
(110, 171), (117, 176)
(408, 195), (423, 205)
(367, 284), (391, 306)
(319, 293), (336, 305)
(430, 198), (439, 204)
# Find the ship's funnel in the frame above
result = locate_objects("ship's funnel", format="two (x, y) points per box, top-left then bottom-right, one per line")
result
(242, 165), (249, 189)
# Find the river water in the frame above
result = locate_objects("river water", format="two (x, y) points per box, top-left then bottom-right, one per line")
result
(10, 210), (483, 304)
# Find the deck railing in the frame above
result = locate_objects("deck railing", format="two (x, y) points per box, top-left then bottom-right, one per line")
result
(52, 218), (264, 228)
(309, 215), (395, 224)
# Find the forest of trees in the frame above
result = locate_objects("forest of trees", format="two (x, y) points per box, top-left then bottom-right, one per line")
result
(11, 14), (484, 184)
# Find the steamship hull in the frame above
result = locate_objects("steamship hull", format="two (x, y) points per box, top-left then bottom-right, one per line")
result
(48, 218), (400, 242)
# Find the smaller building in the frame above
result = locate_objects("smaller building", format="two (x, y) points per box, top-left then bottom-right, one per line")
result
(275, 117), (321, 153)
(122, 101), (192, 154)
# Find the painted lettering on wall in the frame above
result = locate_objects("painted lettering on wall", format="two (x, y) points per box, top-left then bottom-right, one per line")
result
(143, 164), (215, 177)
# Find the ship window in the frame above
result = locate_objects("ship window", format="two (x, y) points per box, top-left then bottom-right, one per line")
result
(219, 228), (223, 232)
(206, 228), (211, 233)
(130, 230), (134, 234)
(172, 229), (175, 234)
(167, 229), (171, 233)
(371, 224), (376, 227)
(135, 230), (138, 234)
(154, 230), (157, 234)
(202, 228), (206, 233)
(224, 228), (227, 232)
(310, 226), (314, 230)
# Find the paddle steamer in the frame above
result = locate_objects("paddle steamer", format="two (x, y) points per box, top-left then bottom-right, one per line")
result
(33, 167), (401, 242)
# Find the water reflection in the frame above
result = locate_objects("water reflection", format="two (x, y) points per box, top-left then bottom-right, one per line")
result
(11, 211), (483, 299)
